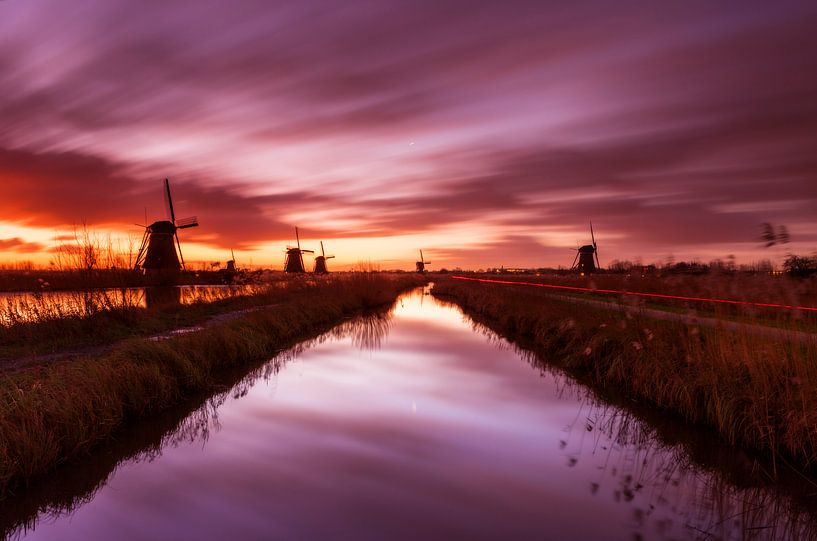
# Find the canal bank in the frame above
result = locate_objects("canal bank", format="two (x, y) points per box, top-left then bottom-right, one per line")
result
(3, 286), (816, 540)
(431, 277), (817, 478)
(0, 274), (423, 497)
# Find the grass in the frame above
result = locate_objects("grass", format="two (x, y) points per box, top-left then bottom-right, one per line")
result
(454, 272), (817, 331)
(432, 276), (817, 474)
(0, 277), (357, 361)
(0, 273), (424, 496)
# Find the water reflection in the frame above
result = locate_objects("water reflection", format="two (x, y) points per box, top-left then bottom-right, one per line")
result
(0, 285), (263, 325)
(460, 314), (817, 540)
(4, 288), (817, 540)
(0, 309), (395, 540)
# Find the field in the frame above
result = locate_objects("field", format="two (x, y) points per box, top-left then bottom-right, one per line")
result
(432, 273), (817, 472)
(450, 271), (817, 330)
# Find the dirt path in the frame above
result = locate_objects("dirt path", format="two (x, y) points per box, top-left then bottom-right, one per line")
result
(1, 304), (280, 372)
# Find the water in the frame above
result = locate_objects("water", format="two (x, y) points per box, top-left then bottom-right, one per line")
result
(0, 284), (260, 324)
(3, 287), (816, 540)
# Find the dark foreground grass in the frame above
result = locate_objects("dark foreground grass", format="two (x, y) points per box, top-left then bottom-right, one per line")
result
(0, 273), (423, 496)
(432, 277), (817, 474)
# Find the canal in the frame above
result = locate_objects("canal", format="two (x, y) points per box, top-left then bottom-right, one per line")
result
(3, 286), (815, 540)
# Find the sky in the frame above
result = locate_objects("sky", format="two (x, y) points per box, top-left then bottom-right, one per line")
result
(1, 0), (816, 270)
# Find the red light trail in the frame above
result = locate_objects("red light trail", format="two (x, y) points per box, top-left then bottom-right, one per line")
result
(450, 276), (817, 313)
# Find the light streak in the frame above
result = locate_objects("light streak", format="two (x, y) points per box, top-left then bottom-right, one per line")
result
(450, 276), (817, 312)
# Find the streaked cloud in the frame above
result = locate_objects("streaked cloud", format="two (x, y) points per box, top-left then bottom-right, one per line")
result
(0, 0), (815, 268)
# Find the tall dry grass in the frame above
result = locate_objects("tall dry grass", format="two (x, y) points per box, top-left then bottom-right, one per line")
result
(462, 272), (817, 329)
(432, 277), (817, 473)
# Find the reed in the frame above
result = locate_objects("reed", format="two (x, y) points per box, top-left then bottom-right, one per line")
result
(432, 277), (817, 472)
(458, 272), (817, 329)
(0, 273), (423, 496)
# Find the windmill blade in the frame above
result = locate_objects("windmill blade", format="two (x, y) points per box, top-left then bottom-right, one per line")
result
(175, 231), (186, 270)
(176, 216), (198, 229)
(164, 178), (176, 224)
(301, 249), (315, 254)
(231, 249), (235, 261)
(134, 229), (150, 269)
(595, 251), (601, 269)
(571, 251), (579, 269)
(420, 249), (424, 263)
(326, 255), (336, 259)
(295, 227), (301, 250)
(590, 220), (596, 247)
(321, 241), (325, 257)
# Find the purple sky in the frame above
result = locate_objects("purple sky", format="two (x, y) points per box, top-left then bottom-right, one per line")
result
(1, 0), (816, 269)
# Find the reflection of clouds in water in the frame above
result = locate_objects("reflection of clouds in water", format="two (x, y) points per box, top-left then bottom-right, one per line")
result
(332, 312), (394, 351)
(8, 288), (817, 541)
(464, 316), (817, 539)
(560, 394), (817, 540)
(2, 302), (398, 540)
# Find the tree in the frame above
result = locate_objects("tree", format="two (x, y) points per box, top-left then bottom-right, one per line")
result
(783, 255), (817, 277)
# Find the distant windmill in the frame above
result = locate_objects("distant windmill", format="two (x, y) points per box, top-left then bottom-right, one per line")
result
(571, 221), (600, 273)
(226, 249), (237, 273)
(416, 250), (431, 273)
(134, 179), (199, 281)
(284, 227), (313, 273)
(313, 241), (335, 274)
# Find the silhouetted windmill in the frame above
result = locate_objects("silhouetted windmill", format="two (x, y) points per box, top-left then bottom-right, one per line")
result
(571, 221), (600, 273)
(284, 227), (313, 273)
(226, 249), (236, 273)
(134, 179), (199, 282)
(416, 250), (431, 273)
(313, 241), (335, 274)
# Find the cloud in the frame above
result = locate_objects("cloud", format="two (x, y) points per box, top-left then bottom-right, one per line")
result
(0, 146), (335, 250)
(0, 0), (815, 266)
(0, 238), (47, 253)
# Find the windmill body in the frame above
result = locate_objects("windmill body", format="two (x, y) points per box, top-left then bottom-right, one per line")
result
(225, 248), (237, 273)
(134, 179), (198, 284)
(313, 241), (335, 274)
(219, 249), (238, 283)
(415, 250), (431, 273)
(570, 221), (601, 274)
(284, 227), (314, 273)
(574, 244), (597, 273)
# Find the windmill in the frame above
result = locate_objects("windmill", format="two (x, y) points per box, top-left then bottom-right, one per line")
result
(284, 227), (313, 273)
(134, 179), (199, 282)
(313, 241), (335, 274)
(415, 250), (431, 273)
(218, 249), (239, 283)
(570, 220), (600, 273)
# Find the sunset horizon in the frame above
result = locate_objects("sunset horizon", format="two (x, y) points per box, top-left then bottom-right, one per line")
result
(2, 1), (816, 272)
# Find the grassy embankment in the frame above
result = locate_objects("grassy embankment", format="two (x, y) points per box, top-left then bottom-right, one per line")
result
(450, 272), (817, 331)
(0, 282), (284, 361)
(0, 273), (423, 496)
(433, 277), (817, 472)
